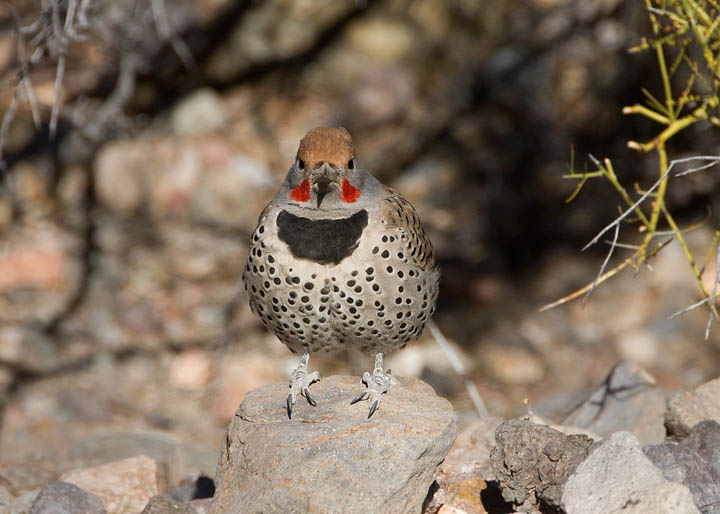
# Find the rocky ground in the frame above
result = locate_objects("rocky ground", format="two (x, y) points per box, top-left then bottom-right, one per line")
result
(1, 0), (720, 513)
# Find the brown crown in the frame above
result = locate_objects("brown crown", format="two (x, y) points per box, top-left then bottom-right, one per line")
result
(296, 127), (354, 169)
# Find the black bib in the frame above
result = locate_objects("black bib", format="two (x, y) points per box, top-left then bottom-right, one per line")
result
(277, 210), (368, 265)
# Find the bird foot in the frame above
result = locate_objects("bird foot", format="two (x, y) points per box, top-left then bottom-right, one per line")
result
(351, 365), (391, 418)
(287, 356), (321, 419)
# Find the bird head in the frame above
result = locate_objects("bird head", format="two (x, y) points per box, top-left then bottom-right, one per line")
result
(277, 127), (381, 213)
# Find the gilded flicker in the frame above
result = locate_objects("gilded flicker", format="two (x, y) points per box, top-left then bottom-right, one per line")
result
(243, 127), (440, 418)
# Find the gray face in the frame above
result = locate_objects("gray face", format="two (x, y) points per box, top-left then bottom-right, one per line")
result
(274, 158), (384, 215)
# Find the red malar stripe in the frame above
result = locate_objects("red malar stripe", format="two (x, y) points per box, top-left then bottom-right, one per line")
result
(341, 179), (361, 203)
(290, 179), (311, 202)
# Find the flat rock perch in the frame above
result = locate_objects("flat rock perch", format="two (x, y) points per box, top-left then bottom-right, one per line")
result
(210, 375), (459, 514)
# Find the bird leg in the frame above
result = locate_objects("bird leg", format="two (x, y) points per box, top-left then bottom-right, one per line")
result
(287, 352), (322, 419)
(350, 352), (391, 418)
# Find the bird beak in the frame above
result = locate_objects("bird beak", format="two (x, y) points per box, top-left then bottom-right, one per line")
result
(312, 163), (339, 208)
(314, 176), (332, 208)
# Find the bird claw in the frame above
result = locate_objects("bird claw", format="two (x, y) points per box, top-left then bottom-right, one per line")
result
(303, 387), (317, 407)
(350, 391), (369, 404)
(351, 367), (390, 418)
(368, 399), (380, 418)
(287, 368), (321, 419)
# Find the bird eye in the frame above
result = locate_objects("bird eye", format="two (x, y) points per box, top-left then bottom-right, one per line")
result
(348, 158), (355, 170)
(297, 158), (305, 170)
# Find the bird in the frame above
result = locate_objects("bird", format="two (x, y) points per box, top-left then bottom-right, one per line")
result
(242, 127), (439, 418)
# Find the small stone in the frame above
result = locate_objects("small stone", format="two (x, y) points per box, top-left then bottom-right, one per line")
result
(562, 432), (697, 514)
(346, 17), (414, 63)
(428, 417), (504, 513)
(643, 442), (720, 513)
(683, 420), (720, 475)
(666, 376), (720, 437)
(60, 455), (167, 514)
(140, 495), (195, 514)
(94, 142), (144, 215)
(563, 360), (667, 444)
(490, 418), (595, 511)
(615, 329), (659, 365)
(29, 481), (106, 514)
(210, 375), (458, 514)
(11, 161), (51, 215)
(171, 88), (226, 136)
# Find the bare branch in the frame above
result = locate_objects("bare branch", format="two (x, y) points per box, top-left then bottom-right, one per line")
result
(77, 0), (93, 28)
(151, 0), (197, 72)
(604, 240), (640, 250)
(584, 222), (620, 305)
(427, 319), (489, 419)
(673, 155), (720, 176)
(582, 167), (673, 251)
(705, 241), (720, 340)
(668, 297), (710, 320)
(50, 54), (66, 139)
(0, 92), (19, 170)
(583, 155), (720, 252)
(21, 77), (41, 129)
(12, 7), (42, 129)
(65, 0), (78, 33)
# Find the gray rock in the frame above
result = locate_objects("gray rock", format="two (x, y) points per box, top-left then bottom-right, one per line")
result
(666, 376), (720, 437)
(562, 360), (667, 444)
(683, 420), (720, 475)
(59, 455), (167, 514)
(562, 431), (698, 514)
(210, 375), (458, 514)
(489, 418), (595, 511)
(643, 442), (720, 514)
(141, 495), (196, 514)
(68, 431), (217, 488)
(29, 481), (106, 514)
(607, 482), (700, 514)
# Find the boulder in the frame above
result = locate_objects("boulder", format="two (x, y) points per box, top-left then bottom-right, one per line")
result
(210, 375), (458, 514)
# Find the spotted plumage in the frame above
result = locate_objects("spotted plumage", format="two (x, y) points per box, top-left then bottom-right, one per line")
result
(242, 127), (440, 417)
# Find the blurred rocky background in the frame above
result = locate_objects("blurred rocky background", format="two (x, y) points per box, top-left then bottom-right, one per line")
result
(1, 0), (720, 511)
